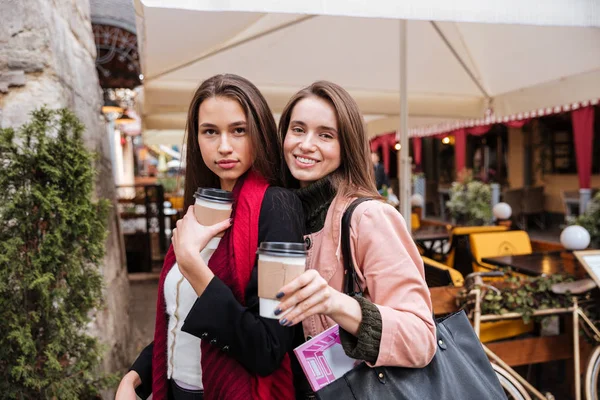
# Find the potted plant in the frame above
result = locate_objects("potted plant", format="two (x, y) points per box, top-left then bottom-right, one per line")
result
(0, 108), (115, 399)
(458, 274), (574, 324)
(157, 176), (184, 209)
(446, 169), (492, 226)
(572, 192), (600, 249)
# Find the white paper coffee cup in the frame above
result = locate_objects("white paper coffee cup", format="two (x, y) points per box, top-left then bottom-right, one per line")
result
(193, 188), (233, 238)
(257, 242), (307, 319)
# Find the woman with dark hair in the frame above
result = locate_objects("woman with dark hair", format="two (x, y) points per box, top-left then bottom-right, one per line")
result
(274, 81), (436, 396)
(116, 74), (303, 400)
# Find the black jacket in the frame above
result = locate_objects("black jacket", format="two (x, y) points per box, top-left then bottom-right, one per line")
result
(130, 187), (305, 399)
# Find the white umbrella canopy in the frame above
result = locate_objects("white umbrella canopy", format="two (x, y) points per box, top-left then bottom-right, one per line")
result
(136, 0), (600, 27)
(134, 0), (600, 225)
(136, 1), (600, 130)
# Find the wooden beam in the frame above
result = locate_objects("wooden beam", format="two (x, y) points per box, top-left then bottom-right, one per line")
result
(486, 335), (572, 367)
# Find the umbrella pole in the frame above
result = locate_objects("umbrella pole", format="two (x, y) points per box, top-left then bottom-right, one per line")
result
(398, 19), (411, 228)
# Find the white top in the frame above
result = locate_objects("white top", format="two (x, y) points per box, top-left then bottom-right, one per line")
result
(164, 240), (221, 389)
(164, 263), (204, 389)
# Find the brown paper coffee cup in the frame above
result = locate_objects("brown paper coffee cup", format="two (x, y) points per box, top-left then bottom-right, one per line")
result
(194, 204), (232, 226)
(256, 242), (307, 319)
(193, 188), (233, 238)
(258, 260), (306, 299)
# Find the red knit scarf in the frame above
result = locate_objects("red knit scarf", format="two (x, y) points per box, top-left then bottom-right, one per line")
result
(151, 170), (294, 400)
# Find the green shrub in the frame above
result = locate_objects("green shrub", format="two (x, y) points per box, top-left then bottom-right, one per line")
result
(0, 108), (112, 399)
(446, 169), (492, 226)
(156, 176), (179, 193)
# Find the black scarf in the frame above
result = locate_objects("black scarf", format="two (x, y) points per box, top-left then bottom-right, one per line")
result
(294, 178), (337, 234)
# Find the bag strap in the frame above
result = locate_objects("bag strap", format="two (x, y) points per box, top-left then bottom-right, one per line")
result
(341, 197), (374, 297)
(342, 199), (440, 327)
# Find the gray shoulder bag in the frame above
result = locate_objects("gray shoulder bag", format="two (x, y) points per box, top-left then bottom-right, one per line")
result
(316, 198), (507, 400)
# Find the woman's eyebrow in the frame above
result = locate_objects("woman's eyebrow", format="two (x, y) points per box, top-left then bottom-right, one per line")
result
(290, 120), (337, 133)
(318, 125), (337, 133)
(199, 121), (246, 128)
(290, 120), (306, 127)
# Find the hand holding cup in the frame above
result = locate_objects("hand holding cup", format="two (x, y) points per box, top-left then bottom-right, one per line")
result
(257, 242), (307, 320)
(274, 269), (341, 327)
(172, 206), (231, 274)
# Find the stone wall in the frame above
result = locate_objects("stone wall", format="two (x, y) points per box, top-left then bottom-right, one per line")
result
(0, 0), (132, 394)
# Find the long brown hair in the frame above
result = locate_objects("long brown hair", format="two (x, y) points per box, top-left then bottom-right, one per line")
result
(182, 74), (280, 209)
(278, 81), (378, 198)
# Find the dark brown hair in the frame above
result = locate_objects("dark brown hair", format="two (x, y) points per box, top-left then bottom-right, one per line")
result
(182, 74), (280, 209)
(278, 81), (378, 198)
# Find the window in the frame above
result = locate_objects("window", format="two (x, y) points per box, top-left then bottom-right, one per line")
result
(538, 114), (577, 174)
(466, 125), (508, 184)
(538, 107), (600, 175)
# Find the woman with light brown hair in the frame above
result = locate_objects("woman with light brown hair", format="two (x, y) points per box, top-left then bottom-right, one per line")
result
(116, 74), (303, 400)
(274, 81), (436, 397)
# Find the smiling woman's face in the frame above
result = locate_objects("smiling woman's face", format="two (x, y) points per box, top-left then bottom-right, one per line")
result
(283, 96), (341, 187)
(197, 96), (253, 191)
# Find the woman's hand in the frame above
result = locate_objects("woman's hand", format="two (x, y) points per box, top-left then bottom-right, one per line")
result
(275, 269), (364, 335)
(115, 371), (141, 400)
(274, 270), (342, 327)
(172, 206), (231, 270)
(172, 206), (231, 295)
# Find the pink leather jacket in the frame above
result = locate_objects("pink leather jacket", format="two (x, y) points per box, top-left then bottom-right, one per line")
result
(302, 194), (436, 368)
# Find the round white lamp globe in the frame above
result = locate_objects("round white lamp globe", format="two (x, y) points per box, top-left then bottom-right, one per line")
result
(560, 225), (591, 250)
(410, 194), (424, 207)
(493, 202), (512, 220)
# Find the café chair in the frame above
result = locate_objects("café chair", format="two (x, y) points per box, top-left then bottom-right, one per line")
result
(423, 256), (533, 343)
(469, 230), (532, 274)
(444, 225), (509, 277)
(411, 213), (421, 230)
(521, 186), (546, 230)
(502, 187), (524, 228)
(422, 256), (464, 287)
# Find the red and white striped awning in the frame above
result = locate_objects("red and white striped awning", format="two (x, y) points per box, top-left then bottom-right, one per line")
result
(408, 97), (600, 138)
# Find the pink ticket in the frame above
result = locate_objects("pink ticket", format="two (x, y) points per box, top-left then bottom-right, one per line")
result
(293, 324), (361, 392)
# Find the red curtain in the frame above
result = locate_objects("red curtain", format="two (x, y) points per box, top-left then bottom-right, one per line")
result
(467, 125), (492, 136)
(382, 137), (391, 174)
(505, 120), (530, 129)
(572, 106), (595, 189)
(369, 133), (395, 174)
(374, 118), (533, 178)
(370, 137), (382, 152)
(454, 128), (467, 174)
(454, 120), (531, 175)
(464, 120), (530, 136)
(412, 137), (422, 167)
